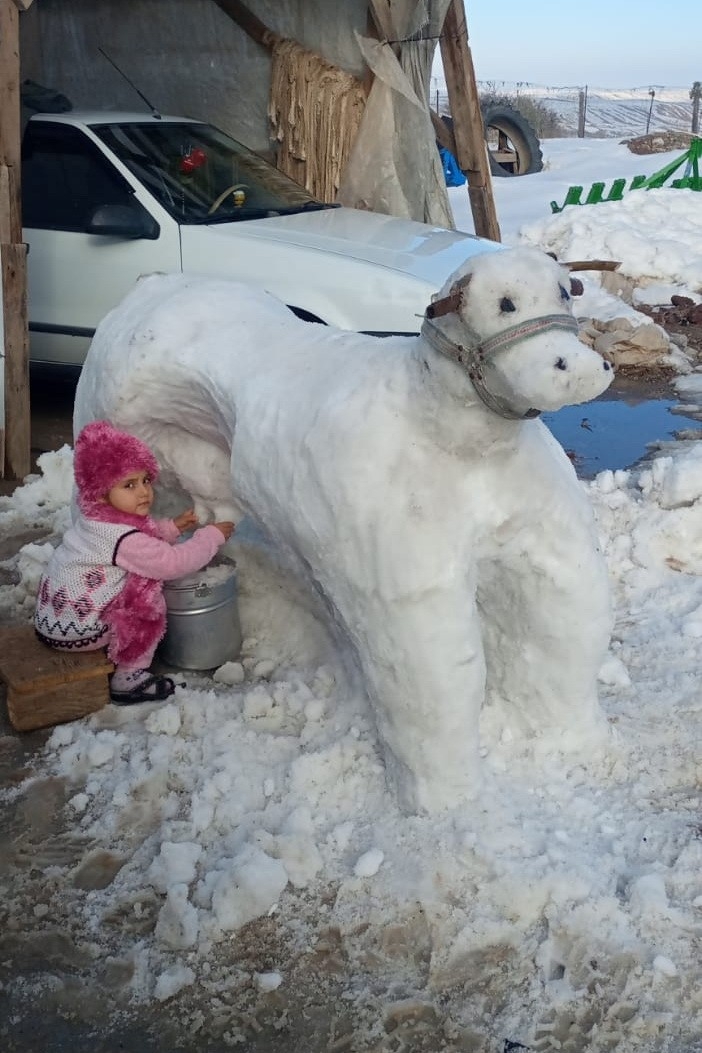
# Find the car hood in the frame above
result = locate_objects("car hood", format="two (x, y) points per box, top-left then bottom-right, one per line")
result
(189, 206), (501, 284)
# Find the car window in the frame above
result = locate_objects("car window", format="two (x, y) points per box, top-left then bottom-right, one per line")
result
(90, 120), (333, 224)
(22, 122), (136, 231)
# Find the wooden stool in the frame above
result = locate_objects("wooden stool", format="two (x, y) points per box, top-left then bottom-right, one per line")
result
(0, 625), (114, 732)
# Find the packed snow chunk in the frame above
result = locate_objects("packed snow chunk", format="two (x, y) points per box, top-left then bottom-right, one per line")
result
(7, 446), (74, 516)
(148, 841), (202, 893)
(243, 686), (278, 720)
(354, 848), (385, 878)
(87, 731), (124, 768)
(655, 445), (702, 509)
(68, 793), (89, 813)
(213, 661), (245, 685)
(253, 659), (276, 680)
(210, 845), (288, 933)
(598, 654), (631, 687)
(16, 542), (54, 594)
(682, 605), (702, 637)
(154, 964), (196, 1002)
(154, 883), (199, 949)
(145, 702), (182, 736)
(255, 971), (283, 992)
(256, 807), (323, 889)
(75, 247), (613, 813)
(630, 873), (669, 916)
(653, 955), (678, 978)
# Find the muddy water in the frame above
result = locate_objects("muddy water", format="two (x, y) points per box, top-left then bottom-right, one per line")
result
(543, 374), (702, 478)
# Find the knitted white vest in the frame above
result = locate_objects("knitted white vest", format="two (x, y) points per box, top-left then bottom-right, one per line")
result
(35, 517), (136, 649)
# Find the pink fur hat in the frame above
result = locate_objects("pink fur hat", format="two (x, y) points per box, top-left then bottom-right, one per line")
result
(74, 420), (159, 513)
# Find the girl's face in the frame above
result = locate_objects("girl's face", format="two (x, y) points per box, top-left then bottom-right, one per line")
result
(105, 471), (154, 516)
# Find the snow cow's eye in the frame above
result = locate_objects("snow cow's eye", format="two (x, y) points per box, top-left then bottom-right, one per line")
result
(559, 284), (570, 301)
(499, 297), (516, 312)
(555, 357), (567, 370)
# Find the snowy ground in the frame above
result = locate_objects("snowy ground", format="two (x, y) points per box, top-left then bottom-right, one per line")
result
(3, 140), (702, 1052)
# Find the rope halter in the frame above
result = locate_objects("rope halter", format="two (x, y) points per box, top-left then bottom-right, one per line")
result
(421, 276), (580, 420)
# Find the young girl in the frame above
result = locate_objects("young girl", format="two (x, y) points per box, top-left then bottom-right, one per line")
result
(34, 420), (234, 704)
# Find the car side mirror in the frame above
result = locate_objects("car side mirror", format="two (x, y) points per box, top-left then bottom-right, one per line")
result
(86, 203), (160, 240)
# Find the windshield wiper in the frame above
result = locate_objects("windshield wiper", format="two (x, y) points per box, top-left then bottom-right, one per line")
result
(270, 202), (339, 216)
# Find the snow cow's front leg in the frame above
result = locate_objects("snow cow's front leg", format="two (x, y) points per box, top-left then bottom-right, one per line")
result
(355, 564), (488, 814)
(477, 434), (612, 748)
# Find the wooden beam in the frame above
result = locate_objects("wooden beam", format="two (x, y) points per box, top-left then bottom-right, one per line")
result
(212, 0), (280, 50)
(0, 0), (31, 479)
(439, 0), (501, 242)
(11, 0), (35, 10)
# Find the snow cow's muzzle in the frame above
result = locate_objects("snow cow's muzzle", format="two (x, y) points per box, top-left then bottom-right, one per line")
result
(422, 274), (613, 419)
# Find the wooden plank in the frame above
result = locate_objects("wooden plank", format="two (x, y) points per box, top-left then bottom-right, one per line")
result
(7, 676), (109, 732)
(439, 0), (501, 242)
(0, 626), (113, 732)
(0, 626), (114, 693)
(1, 241), (31, 479)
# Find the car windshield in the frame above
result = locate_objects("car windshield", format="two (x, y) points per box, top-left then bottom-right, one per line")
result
(91, 120), (332, 223)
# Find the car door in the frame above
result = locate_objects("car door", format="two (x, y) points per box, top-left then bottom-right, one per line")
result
(22, 120), (180, 367)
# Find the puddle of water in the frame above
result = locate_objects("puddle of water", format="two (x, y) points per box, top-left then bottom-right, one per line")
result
(542, 379), (702, 478)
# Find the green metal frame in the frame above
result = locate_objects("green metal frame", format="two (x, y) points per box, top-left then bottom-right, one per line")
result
(550, 138), (702, 213)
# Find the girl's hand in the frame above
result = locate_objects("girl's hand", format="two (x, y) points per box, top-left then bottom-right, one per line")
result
(174, 508), (199, 534)
(214, 521), (235, 541)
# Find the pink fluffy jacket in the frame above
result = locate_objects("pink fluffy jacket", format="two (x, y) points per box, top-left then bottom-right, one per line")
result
(72, 421), (225, 665)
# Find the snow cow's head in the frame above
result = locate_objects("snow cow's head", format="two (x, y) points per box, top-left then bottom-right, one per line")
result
(423, 246), (612, 417)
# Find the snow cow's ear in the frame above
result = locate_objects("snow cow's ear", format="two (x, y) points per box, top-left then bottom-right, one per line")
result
(426, 273), (472, 320)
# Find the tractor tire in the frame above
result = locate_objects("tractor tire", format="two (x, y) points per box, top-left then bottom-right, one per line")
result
(480, 102), (543, 177)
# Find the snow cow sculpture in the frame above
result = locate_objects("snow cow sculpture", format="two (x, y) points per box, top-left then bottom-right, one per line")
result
(74, 247), (613, 814)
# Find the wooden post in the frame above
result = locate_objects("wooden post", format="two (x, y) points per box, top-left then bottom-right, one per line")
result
(0, 0), (32, 480)
(691, 81), (701, 136)
(578, 87), (587, 138)
(439, 0), (501, 242)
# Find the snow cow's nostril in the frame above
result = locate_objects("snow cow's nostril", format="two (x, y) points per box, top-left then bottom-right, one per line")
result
(555, 357), (567, 371)
(603, 360), (611, 371)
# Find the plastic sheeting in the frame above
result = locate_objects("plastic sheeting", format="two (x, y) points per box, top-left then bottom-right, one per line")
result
(337, 0), (455, 228)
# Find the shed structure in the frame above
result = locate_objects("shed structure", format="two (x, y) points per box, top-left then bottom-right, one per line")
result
(1, 0), (498, 478)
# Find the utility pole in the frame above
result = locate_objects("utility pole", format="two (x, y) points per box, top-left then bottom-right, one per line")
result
(691, 81), (701, 135)
(645, 88), (655, 134)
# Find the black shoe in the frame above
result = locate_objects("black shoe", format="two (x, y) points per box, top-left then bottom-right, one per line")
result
(110, 673), (176, 705)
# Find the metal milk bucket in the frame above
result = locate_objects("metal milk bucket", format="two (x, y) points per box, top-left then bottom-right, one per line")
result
(159, 564), (242, 670)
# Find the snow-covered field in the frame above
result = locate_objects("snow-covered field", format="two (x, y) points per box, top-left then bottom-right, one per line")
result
(2, 139), (702, 1051)
(437, 83), (697, 138)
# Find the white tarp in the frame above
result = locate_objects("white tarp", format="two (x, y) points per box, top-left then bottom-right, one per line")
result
(338, 1), (454, 226)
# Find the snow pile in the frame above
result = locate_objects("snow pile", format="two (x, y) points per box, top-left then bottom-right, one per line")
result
(4, 438), (702, 1046)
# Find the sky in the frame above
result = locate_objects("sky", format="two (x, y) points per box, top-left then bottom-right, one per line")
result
(452, 0), (701, 89)
(3, 140), (702, 1047)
